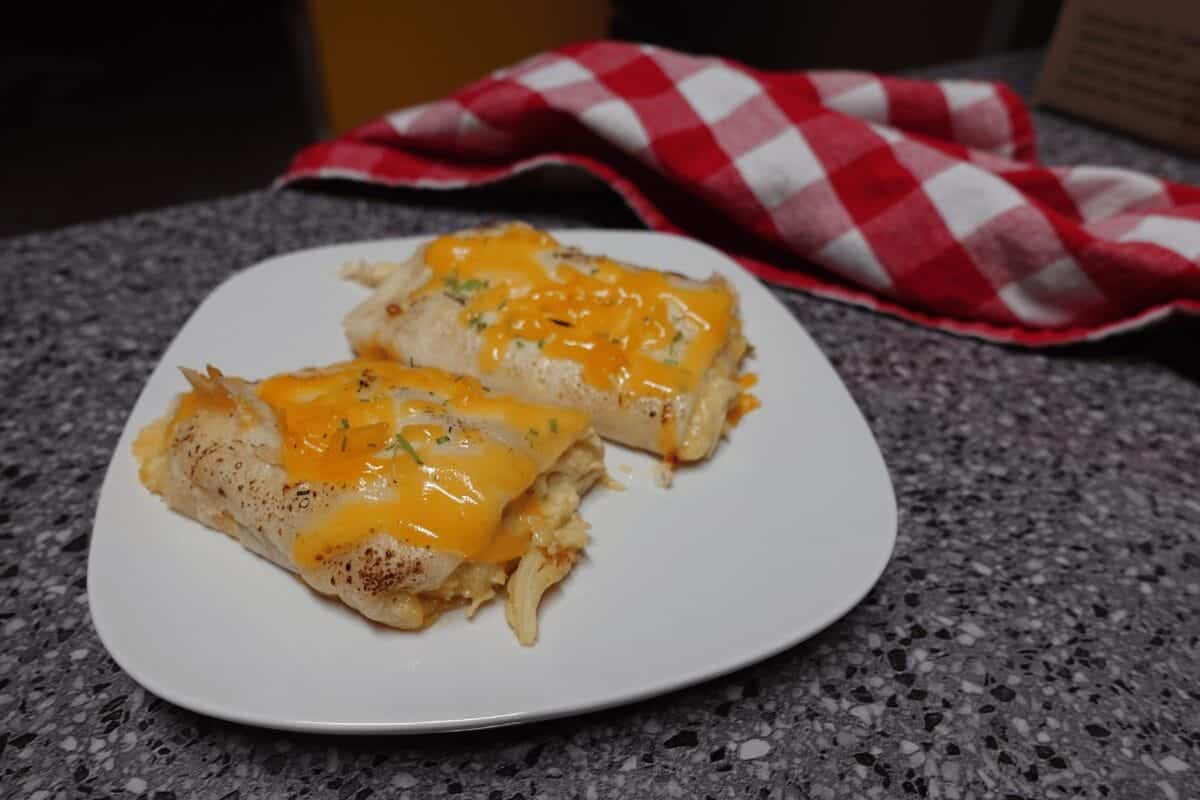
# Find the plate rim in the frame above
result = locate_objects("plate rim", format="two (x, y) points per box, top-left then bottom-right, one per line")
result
(88, 227), (897, 734)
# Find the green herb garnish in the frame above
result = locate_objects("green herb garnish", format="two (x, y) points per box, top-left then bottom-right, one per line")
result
(468, 313), (488, 331)
(435, 435), (450, 445)
(549, 417), (558, 433)
(443, 275), (489, 302)
(389, 432), (424, 465)
(528, 427), (539, 437)
(340, 418), (350, 429)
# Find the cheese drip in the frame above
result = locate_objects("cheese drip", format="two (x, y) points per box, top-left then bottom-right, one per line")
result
(728, 373), (761, 425)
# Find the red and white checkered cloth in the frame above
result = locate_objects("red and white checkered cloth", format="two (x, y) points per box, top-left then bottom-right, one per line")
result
(282, 41), (1200, 345)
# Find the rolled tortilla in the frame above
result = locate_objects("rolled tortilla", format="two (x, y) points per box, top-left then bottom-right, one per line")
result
(133, 359), (605, 645)
(344, 222), (751, 462)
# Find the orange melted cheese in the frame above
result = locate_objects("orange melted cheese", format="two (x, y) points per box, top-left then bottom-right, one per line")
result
(421, 226), (736, 401)
(728, 373), (761, 425)
(249, 360), (588, 567)
(169, 385), (235, 436)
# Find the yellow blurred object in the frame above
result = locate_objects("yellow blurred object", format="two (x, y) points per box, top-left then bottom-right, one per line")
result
(307, 0), (612, 135)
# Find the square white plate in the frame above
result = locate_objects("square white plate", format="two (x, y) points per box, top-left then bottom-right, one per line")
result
(88, 230), (895, 733)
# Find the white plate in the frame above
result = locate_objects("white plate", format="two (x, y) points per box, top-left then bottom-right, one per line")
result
(89, 230), (895, 734)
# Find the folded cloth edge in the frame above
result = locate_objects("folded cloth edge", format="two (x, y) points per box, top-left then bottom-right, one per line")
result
(278, 41), (1200, 347)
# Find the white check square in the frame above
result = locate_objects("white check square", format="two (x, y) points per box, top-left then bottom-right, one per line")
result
(518, 59), (593, 92)
(1119, 215), (1200, 260)
(386, 103), (432, 135)
(923, 163), (1026, 239)
(941, 80), (994, 111)
(816, 228), (893, 291)
(1064, 168), (1165, 222)
(581, 99), (651, 152)
(677, 65), (761, 123)
(734, 128), (826, 209)
(823, 80), (888, 123)
(998, 257), (1105, 326)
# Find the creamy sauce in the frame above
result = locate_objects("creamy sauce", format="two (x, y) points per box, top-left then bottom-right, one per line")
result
(420, 226), (736, 401)
(173, 360), (587, 567)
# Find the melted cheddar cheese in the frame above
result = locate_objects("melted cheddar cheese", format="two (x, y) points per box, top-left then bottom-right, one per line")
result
(167, 360), (588, 568)
(420, 226), (736, 401)
(728, 373), (761, 425)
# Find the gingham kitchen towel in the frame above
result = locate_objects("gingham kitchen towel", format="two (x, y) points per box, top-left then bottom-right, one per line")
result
(282, 41), (1200, 344)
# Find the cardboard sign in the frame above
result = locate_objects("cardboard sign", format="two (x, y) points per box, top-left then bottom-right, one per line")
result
(1035, 0), (1200, 155)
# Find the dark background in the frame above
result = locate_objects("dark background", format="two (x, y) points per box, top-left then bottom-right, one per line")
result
(1, 1), (1062, 238)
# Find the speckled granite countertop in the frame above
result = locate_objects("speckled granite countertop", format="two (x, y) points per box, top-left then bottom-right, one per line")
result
(3, 51), (1199, 800)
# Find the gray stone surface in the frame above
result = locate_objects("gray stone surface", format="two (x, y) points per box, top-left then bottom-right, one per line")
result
(2, 52), (1199, 799)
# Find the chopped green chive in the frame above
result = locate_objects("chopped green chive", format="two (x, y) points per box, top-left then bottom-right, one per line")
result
(671, 330), (683, 350)
(340, 418), (350, 429)
(435, 435), (450, 445)
(549, 417), (558, 433)
(666, 330), (684, 364)
(390, 433), (424, 465)
(444, 274), (489, 302)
